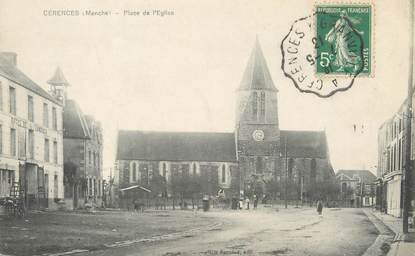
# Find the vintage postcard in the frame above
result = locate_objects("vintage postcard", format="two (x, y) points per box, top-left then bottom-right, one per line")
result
(0, 0), (414, 256)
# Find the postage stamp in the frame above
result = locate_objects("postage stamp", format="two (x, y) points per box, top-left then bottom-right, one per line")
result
(316, 5), (371, 75)
(281, 3), (373, 98)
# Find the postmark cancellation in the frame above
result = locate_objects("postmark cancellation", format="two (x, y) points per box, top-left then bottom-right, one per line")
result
(281, 3), (373, 97)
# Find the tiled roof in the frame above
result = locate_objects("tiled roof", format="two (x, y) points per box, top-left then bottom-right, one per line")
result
(336, 170), (377, 183)
(63, 99), (91, 139)
(0, 55), (59, 104)
(117, 129), (329, 162)
(116, 131), (237, 162)
(280, 130), (328, 158)
(238, 38), (278, 91)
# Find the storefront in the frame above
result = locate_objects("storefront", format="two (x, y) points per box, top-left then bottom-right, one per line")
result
(0, 169), (15, 197)
(385, 175), (402, 217)
(18, 163), (48, 210)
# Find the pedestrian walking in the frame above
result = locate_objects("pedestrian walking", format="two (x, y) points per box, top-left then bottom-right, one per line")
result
(317, 200), (323, 215)
(253, 195), (258, 209)
(245, 197), (250, 210)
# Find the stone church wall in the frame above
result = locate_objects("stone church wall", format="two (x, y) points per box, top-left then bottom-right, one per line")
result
(117, 159), (237, 197)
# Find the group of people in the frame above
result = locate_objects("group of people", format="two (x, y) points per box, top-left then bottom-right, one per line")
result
(238, 195), (260, 210)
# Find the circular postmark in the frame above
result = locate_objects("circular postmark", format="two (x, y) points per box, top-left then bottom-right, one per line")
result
(281, 5), (371, 97)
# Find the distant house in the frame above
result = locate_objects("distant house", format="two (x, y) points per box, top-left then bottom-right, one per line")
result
(336, 169), (376, 208)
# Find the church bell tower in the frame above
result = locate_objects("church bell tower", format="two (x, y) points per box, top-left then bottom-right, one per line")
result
(48, 67), (70, 106)
(236, 38), (281, 196)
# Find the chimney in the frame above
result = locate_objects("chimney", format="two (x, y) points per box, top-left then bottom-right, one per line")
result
(0, 52), (17, 66)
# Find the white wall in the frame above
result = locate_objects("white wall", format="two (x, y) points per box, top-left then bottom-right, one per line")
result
(0, 75), (64, 199)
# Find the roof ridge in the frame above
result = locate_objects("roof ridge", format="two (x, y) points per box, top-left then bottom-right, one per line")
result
(0, 56), (61, 105)
(118, 130), (235, 134)
(281, 129), (326, 133)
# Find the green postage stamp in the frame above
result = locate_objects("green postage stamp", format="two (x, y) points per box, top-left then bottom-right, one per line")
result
(315, 5), (372, 76)
(281, 3), (373, 97)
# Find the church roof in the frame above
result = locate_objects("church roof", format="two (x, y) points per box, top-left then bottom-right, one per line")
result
(336, 169), (377, 183)
(238, 38), (278, 91)
(0, 55), (60, 104)
(280, 130), (328, 158)
(48, 67), (70, 87)
(63, 99), (91, 139)
(117, 129), (329, 162)
(116, 131), (237, 162)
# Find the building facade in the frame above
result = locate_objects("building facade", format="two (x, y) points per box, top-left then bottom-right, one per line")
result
(377, 94), (415, 218)
(377, 101), (406, 217)
(50, 68), (104, 209)
(115, 40), (336, 207)
(336, 169), (376, 208)
(0, 52), (64, 210)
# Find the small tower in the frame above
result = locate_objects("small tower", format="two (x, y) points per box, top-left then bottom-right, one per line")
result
(48, 67), (70, 105)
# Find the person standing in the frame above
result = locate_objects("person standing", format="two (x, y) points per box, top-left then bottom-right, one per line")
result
(253, 195), (258, 209)
(245, 197), (250, 210)
(239, 198), (243, 210)
(317, 200), (323, 215)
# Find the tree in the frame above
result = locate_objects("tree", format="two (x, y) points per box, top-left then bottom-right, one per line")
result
(243, 173), (266, 201)
(64, 162), (85, 207)
(264, 177), (280, 202)
(188, 174), (203, 208)
(149, 173), (167, 209)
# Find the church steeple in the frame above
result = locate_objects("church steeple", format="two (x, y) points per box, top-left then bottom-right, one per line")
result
(236, 39), (279, 126)
(238, 38), (278, 92)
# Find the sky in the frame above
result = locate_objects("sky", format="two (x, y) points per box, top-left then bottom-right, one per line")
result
(0, 0), (412, 178)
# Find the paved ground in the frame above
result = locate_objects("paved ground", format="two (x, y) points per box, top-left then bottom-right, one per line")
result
(0, 209), (217, 256)
(78, 207), (379, 256)
(367, 210), (415, 256)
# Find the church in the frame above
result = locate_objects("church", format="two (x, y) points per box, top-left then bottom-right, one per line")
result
(116, 39), (335, 206)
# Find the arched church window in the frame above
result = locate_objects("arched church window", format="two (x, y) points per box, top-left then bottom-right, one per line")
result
(141, 164), (149, 184)
(311, 159), (317, 183)
(260, 91), (265, 118)
(132, 162), (137, 182)
(221, 165), (226, 183)
(252, 92), (258, 119)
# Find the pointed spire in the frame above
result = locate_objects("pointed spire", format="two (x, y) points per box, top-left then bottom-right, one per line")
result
(47, 67), (70, 87)
(238, 38), (277, 91)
